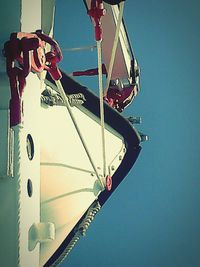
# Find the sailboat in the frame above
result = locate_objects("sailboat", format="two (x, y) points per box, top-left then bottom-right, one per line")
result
(0, 1), (146, 266)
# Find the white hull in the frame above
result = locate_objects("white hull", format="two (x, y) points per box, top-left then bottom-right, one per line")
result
(40, 98), (125, 266)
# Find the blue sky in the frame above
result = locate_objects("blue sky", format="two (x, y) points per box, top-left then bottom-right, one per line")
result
(55, 1), (200, 266)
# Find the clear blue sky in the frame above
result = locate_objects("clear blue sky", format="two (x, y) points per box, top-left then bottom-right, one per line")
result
(54, 1), (200, 266)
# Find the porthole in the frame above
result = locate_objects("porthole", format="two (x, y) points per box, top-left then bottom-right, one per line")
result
(26, 134), (34, 160)
(27, 179), (33, 197)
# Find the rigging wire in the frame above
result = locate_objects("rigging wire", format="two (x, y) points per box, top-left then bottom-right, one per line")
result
(97, 40), (107, 179)
(103, 2), (125, 96)
(58, 2), (125, 187)
(62, 45), (97, 52)
(96, 2), (125, 179)
(55, 79), (105, 190)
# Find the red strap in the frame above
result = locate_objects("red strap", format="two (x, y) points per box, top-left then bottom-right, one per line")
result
(4, 31), (63, 126)
(88, 0), (106, 41)
(73, 64), (107, 76)
(106, 175), (112, 191)
(35, 31), (63, 62)
(45, 51), (62, 81)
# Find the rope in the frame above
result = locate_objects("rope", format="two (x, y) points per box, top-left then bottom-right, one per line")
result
(103, 2), (125, 96)
(55, 79), (105, 190)
(62, 45), (96, 52)
(50, 200), (101, 266)
(97, 40), (107, 179)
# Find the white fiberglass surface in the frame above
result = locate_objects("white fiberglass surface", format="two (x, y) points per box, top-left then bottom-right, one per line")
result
(39, 104), (125, 265)
(40, 104), (124, 177)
